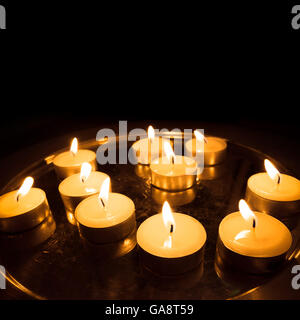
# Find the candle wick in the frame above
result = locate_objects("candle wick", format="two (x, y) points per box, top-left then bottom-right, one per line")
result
(100, 197), (106, 209)
(277, 174), (281, 185)
(171, 156), (175, 165)
(204, 137), (208, 144)
(16, 194), (21, 202)
(252, 218), (256, 229)
(170, 224), (174, 234)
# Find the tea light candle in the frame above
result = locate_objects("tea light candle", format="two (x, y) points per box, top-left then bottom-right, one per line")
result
(75, 177), (136, 244)
(185, 130), (227, 166)
(216, 200), (292, 274)
(150, 142), (197, 191)
(58, 163), (110, 223)
(0, 177), (51, 233)
(53, 137), (97, 180)
(245, 159), (300, 219)
(137, 201), (207, 275)
(131, 126), (165, 165)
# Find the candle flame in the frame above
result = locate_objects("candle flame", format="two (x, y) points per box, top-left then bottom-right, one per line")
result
(162, 201), (176, 233)
(70, 137), (78, 155)
(80, 162), (92, 183)
(163, 141), (175, 163)
(98, 177), (110, 207)
(264, 159), (280, 184)
(194, 130), (207, 143)
(239, 199), (257, 227)
(147, 125), (155, 141)
(16, 177), (34, 201)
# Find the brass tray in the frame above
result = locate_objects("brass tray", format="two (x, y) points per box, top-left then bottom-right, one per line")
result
(0, 134), (299, 300)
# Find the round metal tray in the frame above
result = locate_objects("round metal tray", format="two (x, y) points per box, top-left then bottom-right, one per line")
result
(0, 134), (299, 300)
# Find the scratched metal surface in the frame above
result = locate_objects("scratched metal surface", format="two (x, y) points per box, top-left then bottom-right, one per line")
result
(0, 135), (299, 300)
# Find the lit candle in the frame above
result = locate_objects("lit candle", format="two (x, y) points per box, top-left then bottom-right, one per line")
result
(185, 130), (227, 167)
(58, 162), (110, 224)
(245, 159), (300, 219)
(53, 137), (97, 180)
(137, 201), (207, 275)
(0, 177), (51, 233)
(150, 141), (197, 191)
(131, 125), (164, 165)
(75, 177), (136, 244)
(216, 200), (292, 274)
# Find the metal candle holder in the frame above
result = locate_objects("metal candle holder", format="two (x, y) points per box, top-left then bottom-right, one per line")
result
(245, 186), (300, 220)
(0, 192), (51, 233)
(215, 236), (289, 274)
(138, 244), (205, 276)
(76, 213), (136, 244)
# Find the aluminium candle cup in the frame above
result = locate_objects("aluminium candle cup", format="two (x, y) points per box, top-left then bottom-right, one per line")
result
(215, 236), (289, 274)
(141, 258), (204, 290)
(0, 213), (56, 251)
(138, 245), (205, 276)
(0, 189), (51, 233)
(58, 171), (110, 224)
(185, 136), (227, 166)
(75, 193), (136, 244)
(245, 186), (300, 220)
(80, 226), (137, 260)
(214, 257), (268, 290)
(150, 156), (197, 191)
(151, 185), (197, 207)
(53, 150), (97, 180)
(77, 215), (136, 244)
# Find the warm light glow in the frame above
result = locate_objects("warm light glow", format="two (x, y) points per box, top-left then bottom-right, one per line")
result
(98, 177), (110, 207)
(264, 159), (281, 183)
(147, 125), (155, 141)
(162, 201), (176, 233)
(239, 199), (257, 226)
(234, 229), (251, 241)
(194, 130), (207, 143)
(16, 177), (34, 201)
(163, 141), (175, 163)
(163, 235), (173, 249)
(67, 212), (76, 225)
(80, 162), (92, 183)
(70, 137), (78, 155)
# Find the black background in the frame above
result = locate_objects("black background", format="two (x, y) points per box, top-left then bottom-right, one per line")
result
(0, 0), (299, 305)
(0, 1), (299, 154)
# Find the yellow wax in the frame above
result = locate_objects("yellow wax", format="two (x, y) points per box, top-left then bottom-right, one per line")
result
(186, 136), (227, 155)
(219, 211), (292, 257)
(137, 213), (207, 258)
(150, 155), (197, 177)
(131, 137), (164, 164)
(59, 171), (110, 197)
(53, 149), (96, 168)
(248, 173), (300, 201)
(75, 193), (135, 228)
(0, 188), (45, 218)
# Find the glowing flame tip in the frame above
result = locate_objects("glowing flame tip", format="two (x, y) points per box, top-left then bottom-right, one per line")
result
(80, 162), (92, 183)
(70, 137), (78, 155)
(16, 177), (34, 201)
